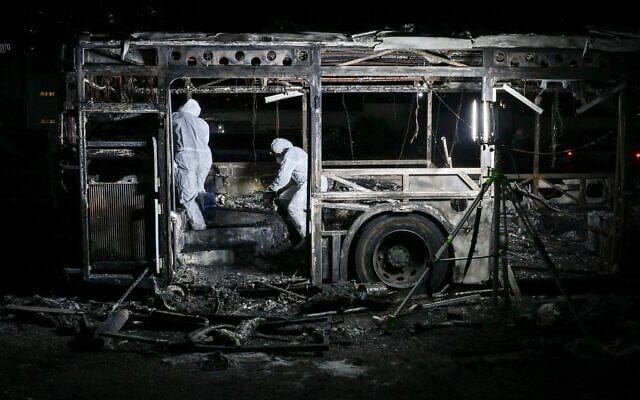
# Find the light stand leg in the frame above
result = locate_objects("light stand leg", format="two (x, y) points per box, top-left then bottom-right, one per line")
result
(460, 203), (483, 281)
(503, 191), (522, 300)
(492, 143), (509, 305)
(501, 185), (511, 304)
(390, 178), (494, 321)
(491, 174), (502, 305)
(505, 184), (589, 336)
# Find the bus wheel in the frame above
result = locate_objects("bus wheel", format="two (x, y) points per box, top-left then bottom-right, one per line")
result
(354, 214), (450, 291)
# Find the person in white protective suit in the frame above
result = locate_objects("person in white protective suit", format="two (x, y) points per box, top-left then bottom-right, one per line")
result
(172, 99), (212, 230)
(264, 138), (327, 243)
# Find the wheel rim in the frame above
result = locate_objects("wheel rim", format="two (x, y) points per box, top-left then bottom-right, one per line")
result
(371, 229), (430, 288)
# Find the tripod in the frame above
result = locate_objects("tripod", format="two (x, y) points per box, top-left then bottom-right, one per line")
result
(389, 150), (588, 336)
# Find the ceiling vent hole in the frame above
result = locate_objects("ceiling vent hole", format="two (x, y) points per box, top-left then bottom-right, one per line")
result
(296, 50), (308, 61)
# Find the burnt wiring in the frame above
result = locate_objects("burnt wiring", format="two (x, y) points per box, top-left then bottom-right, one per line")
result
(432, 94), (449, 166)
(397, 94), (416, 162)
(341, 94), (355, 160)
(502, 131), (611, 211)
(432, 91), (473, 130)
(508, 180), (608, 237)
(252, 93), (257, 163)
(505, 148), (523, 181)
(430, 91), (474, 165)
(449, 93), (464, 157)
(550, 92), (564, 168)
(503, 131), (613, 155)
(409, 93), (421, 143)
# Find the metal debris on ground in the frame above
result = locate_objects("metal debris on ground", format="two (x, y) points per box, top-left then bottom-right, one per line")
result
(2, 234), (638, 370)
(505, 204), (608, 278)
(2, 286), (640, 376)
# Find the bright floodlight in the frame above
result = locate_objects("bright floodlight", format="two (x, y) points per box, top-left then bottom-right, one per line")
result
(471, 100), (478, 141)
(482, 101), (490, 142)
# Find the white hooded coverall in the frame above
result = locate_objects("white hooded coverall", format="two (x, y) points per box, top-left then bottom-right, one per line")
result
(172, 99), (212, 230)
(268, 138), (326, 238)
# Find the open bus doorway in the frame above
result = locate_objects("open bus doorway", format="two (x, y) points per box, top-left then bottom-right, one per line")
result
(168, 78), (311, 285)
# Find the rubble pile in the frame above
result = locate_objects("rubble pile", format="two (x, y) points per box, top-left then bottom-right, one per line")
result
(506, 204), (609, 279)
(0, 265), (484, 361)
(223, 193), (271, 211)
(0, 199), (635, 374)
(3, 276), (640, 376)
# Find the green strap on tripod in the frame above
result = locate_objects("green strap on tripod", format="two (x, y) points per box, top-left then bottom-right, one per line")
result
(488, 169), (506, 185)
(387, 175), (495, 327)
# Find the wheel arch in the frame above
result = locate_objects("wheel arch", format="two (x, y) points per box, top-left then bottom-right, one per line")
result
(338, 202), (454, 280)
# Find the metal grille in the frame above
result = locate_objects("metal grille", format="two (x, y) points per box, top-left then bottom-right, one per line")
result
(88, 183), (146, 262)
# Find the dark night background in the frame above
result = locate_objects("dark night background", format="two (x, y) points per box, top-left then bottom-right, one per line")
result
(0, 1), (638, 285)
(2, 3), (640, 400)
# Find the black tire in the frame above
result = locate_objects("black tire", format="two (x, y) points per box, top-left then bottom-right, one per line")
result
(354, 214), (451, 291)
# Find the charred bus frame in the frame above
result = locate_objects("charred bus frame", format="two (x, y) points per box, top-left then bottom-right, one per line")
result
(61, 32), (637, 287)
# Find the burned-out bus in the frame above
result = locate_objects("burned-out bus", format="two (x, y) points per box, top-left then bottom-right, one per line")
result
(59, 31), (637, 289)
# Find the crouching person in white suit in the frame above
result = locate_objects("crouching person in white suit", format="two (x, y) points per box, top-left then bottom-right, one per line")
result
(263, 138), (327, 247)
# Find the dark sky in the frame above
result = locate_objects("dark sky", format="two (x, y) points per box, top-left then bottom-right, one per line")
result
(2, 1), (639, 42)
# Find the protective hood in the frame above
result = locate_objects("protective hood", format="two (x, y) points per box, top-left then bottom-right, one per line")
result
(271, 138), (293, 155)
(179, 99), (202, 117)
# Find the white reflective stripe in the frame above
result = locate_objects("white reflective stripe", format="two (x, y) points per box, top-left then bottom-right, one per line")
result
(176, 148), (210, 153)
